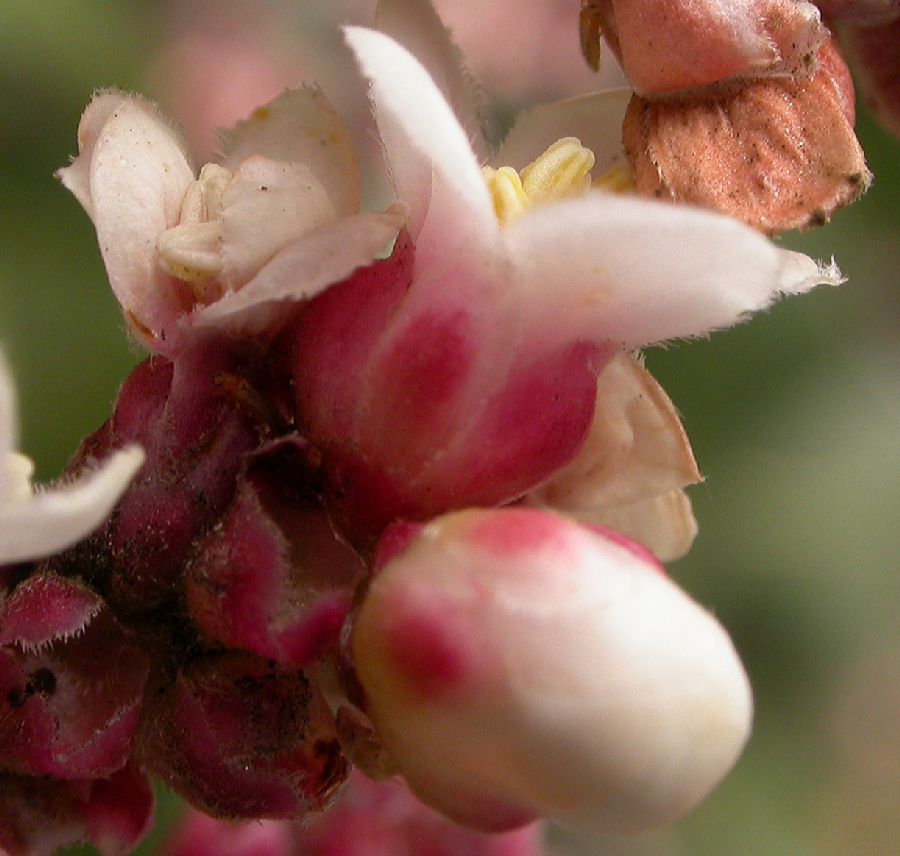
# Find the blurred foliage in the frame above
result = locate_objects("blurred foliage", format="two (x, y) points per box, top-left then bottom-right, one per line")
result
(0, 3), (896, 855)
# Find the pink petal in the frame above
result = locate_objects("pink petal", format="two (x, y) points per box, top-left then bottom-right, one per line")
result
(218, 87), (361, 218)
(501, 192), (842, 347)
(344, 27), (498, 268)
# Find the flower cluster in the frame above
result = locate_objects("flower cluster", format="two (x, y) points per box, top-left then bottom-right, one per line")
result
(0, 0), (870, 853)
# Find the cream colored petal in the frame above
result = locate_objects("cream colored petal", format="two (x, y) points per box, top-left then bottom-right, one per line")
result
(495, 89), (631, 176)
(0, 446), (144, 564)
(56, 88), (132, 217)
(219, 155), (338, 291)
(375, 0), (489, 162)
(570, 489), (699, 563)
(83, 96), (195, 337)
(189, 208), (405, 337)
(533, 352), (700, 510)
(218, 87), (361, 218)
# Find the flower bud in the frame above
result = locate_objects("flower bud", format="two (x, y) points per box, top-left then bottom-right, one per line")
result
(352, 508), (752, 833)
(0, 573), (149, 779)
(140, 652), (347, 820)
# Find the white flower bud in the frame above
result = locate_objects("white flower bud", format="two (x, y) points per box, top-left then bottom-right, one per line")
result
(352, 508), (752, 833)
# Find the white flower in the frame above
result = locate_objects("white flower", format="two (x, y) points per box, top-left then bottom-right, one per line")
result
(58, 87), (403, 353)
(0, 349), (143, 564)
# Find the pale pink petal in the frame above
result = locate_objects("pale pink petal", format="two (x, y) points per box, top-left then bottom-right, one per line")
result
(56, 89), (131, 217)
(494, 89), (631, 175)
(344, 27), (498, 267)
(219, 155), (338, 290)
(375, 0), (489, 162)
(0, 446), (144, 564)
(568, 489), (699, 563)
(79, 96), (195, 336)
(354, 509), (753, 832)
(190, 208), (404, 336)
(218, 87), (361, 217)
(531, 352), (700, 510)
(501, 193), (843, 347)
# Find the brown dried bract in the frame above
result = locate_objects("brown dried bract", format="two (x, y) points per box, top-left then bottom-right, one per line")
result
(622, 40), (872, 233)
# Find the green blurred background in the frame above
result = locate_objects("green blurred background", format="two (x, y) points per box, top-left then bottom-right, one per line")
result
(1, 2), (897, 854)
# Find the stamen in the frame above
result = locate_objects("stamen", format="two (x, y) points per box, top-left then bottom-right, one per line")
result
(157, 220), (224, 283)
(594, 163), (636, 194)
(482, 166), (530, 225)
(159, 163), (232, 293)
(520, 137), (595, 204)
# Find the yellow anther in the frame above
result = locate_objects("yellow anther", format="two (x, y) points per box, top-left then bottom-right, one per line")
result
(594, 163), (636, 194)
(520, 137), (595, 204)
(482, 165), (530, 225)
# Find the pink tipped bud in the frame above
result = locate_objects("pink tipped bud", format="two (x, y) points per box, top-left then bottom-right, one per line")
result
(352, 509), (753, 833)
(140, 652), (348, 820)
(0, 573), (149, 779)
(185, 436), (365, 668)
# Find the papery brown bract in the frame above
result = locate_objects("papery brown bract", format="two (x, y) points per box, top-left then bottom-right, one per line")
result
(186, 435), (366, 667)
(140, 651), (348, 820)
(622, 39), (871, 233)
(0, 573), (149, 779)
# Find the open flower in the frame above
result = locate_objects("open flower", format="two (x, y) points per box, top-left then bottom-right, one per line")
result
(58, 88), (403, 354)
(0, 348), (143, 565)
(291, 8), (840, 544)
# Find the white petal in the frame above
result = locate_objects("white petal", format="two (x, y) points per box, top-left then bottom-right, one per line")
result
(375, 0), (489, 162)
(503, 193), (842, 347)
(219, 155), (338, 290)
(0, 349), (17, 462)
(189, 208), (405, 336)
(218, 87), (361, 218)
(570, 489), (700, 563)
(344, 27), (497, 267)
(533, 352), (700, 510)
(0, 446), (144, 564)
(85, 96), (195, 337)
(495, 89), (631, 174)
(56, 88), (131, 217)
